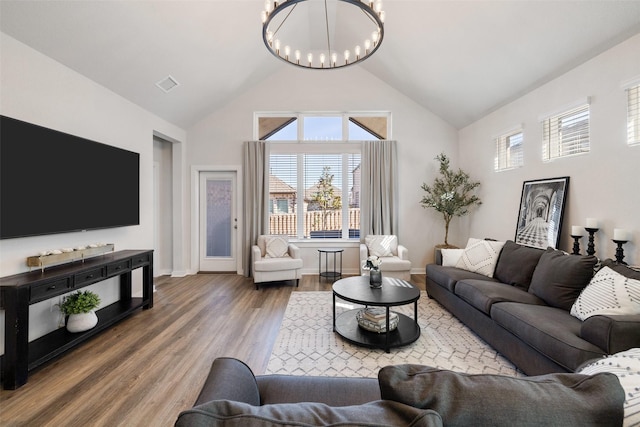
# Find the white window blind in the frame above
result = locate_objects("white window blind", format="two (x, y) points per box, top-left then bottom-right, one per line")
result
(628, 84), (640, 145)
(495, 130), (523, 171)
(542, 104), (590, 161)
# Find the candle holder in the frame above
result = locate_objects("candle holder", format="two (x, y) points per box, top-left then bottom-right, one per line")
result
(613, 239), (628, 265)
(584, 227), (599, 256)
(571, 235), (582, 255)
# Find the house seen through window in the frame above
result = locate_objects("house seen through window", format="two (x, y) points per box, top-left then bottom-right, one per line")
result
(258, 114), (388, 239)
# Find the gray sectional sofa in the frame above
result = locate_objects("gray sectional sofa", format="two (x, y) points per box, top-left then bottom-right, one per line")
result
(426, 240), (640, 375)
(175, 357), (625, 426)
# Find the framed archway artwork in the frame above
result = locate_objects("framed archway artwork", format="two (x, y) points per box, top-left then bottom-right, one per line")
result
(515, 177), (570, 249)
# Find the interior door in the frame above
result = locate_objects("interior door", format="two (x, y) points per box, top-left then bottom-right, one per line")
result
(199, 171), (237, 272)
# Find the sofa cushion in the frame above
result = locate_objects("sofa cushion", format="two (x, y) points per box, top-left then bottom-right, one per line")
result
(253, 257), (303, 272)
(571, 266), (640, 321)
(365, 235), (398, 257)
(378, 364), (624, 427)
(491, 302), (605, 371)
(494, 240), (544, 291)
(378, 256), (412, 272)
(455, 238), (505, 278)
(257, 376), (381, 406)
(454, 279), (546, 315)
(528, 248), (597, 311)
(176, 400), (443, 427)
(426, 264), (498, 293)
(577, 348), (640, 426)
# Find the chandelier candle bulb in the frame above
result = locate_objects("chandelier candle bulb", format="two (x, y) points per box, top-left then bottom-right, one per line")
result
(586, 218), (599, 228)
(571, 225), (583, 236)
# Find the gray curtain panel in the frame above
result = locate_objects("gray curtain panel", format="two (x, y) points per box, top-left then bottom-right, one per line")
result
(361, 140), (398, 238)
(242, 141), (268, 277)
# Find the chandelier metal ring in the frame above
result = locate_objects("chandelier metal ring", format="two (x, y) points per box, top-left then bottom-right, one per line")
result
(261, 0), (385, 70)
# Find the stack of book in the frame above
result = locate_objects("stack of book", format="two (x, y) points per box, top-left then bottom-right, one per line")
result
(356, 307), (399, 333)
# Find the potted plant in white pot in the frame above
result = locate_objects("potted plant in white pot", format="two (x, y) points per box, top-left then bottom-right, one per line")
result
(420, 153), (481, 249)
(59, 290), (101, 333)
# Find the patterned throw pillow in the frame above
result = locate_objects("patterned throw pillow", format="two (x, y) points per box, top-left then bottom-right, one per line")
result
(570, 267), (640, 320)
(365, 235), (397, 257)
(264, 235), (289, 258)
(577, 348), (640, 426)
(455, 238), (505, 278)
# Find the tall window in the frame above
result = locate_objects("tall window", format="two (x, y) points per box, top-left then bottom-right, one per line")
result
(495, 129), (523, 171)
(258, 113), (389, 239)
(627, 83), (640, 145)
(542, 103), (590, 161)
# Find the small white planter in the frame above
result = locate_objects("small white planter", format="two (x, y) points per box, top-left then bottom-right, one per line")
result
(66, 311), (98, 333)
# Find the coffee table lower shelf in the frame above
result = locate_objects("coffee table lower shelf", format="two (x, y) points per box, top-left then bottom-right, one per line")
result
(334, 309), (420, 352)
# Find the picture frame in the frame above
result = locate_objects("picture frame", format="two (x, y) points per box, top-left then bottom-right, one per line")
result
(515, 177), (569, 249)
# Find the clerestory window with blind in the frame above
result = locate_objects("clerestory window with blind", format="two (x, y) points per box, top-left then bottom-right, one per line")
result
(627, 83), (640, 145)
(542, 102), (590, 161)
(494, 129), (524, 171)
(257, 113), (389, 239)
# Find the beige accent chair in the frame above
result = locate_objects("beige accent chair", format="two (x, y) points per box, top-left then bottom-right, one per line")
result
(252, 235), (303, 290)
(360, 235), (411, 281)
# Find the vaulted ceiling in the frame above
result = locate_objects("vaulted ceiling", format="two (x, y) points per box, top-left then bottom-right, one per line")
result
(2, 1), (639, 130)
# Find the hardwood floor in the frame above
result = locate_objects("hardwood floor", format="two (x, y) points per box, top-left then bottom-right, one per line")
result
(0, 273), (425, 426)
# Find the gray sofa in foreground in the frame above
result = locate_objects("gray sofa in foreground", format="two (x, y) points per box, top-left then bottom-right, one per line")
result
(426, 241), (640, 375)
(175, 357), (624, 426)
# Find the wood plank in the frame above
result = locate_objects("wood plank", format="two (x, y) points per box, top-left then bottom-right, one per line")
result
(0, 273), (423, 426)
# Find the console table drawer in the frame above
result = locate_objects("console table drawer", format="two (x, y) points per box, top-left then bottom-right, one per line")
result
(131, 253), (150, 267)
(30, 278), (70, 303)
(107, 260), (131, 276)
(74, 268), (105, 286)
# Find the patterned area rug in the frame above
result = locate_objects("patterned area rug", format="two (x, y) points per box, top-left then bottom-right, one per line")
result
(266, 291), (522, 378)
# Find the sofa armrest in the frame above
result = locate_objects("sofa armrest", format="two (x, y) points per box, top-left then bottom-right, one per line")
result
(194, 357), (261, 406)
(288, 243), (300, 259)
(359, 244), (369, 274)
(397, 245), (409, 260)
(581, 314), (640, 354)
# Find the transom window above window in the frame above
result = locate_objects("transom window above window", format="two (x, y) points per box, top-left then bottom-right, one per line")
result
(256, 113), (389, 141)
(542, 102), (590, 161)
(495, 129), (524, 171)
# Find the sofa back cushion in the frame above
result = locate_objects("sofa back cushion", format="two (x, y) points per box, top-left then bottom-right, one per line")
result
(528, 248), (597, 310)
(378, 364), (624, 427)
(176, 400), (443, 427)
(493, 240), (544, 291)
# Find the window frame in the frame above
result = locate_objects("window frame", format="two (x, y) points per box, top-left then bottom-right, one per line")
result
(541, 100), (591, 161)
(625, 82), (640, 146)
(494, 127), (524, 171)
(257, 112), (390, 240)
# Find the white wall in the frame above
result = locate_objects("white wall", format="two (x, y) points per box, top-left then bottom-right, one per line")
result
(186, 65), (459, 275)
(459, 34), (640, 266)
(0, 33), (186, 352)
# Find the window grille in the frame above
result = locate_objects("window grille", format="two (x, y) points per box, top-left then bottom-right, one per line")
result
(542, 103), (590, 161)
(495, 130), (523, 171)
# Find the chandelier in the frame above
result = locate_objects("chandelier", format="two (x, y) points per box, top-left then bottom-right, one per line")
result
(261, 0), (385, 70)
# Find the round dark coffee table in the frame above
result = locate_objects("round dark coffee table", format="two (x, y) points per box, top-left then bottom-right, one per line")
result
(332, 276), (421, 352)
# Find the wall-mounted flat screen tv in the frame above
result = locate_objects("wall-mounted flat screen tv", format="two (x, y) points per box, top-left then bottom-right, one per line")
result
(0, 115), (140, 239)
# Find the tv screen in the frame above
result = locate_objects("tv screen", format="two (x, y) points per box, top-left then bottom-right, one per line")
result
(1, 116), (140, 239)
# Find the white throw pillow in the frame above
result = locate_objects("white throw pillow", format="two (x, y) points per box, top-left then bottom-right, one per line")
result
(570, 267), (640, 321)
(365, 235), (397, 257)
(455, 239), (505, 278)
(577, 348), (640, 426)
(441, 249), (464, 267)
(264, 235), (289, 258)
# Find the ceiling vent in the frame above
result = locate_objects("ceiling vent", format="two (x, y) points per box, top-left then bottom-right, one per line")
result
(155, 75), (180, 93)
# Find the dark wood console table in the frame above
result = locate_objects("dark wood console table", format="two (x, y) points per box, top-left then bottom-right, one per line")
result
(0, 249), (153, 390)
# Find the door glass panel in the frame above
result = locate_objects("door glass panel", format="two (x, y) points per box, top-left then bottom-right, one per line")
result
(206, 179), (232, 257)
